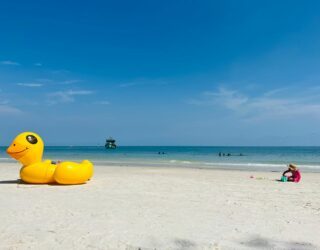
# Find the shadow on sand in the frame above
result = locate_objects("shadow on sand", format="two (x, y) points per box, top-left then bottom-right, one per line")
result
(0, 179), (22, 184)
(239, 236), (317, 250)
(0, 179), (86, 186)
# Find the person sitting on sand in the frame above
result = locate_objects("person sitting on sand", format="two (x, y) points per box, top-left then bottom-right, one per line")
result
(282, 164), (301, 183)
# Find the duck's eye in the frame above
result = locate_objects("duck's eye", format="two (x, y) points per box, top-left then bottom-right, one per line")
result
(26, 135), (38, 144)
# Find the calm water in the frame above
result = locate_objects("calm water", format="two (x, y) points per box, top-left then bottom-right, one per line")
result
(1, 146), (320, 172)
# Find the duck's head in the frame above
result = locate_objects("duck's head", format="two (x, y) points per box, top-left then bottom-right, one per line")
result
(7, 132), (44, 165)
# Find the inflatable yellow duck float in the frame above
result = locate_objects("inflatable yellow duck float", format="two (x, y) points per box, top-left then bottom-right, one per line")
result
(6, 132), (94, 184)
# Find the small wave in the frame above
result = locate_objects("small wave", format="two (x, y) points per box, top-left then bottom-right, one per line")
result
(297, 164), (320, 169)
(204, 162), (286, 168)
(203, 162), (320, 169)
(169, 160), (191, 164)
(0, 157), (12, 161)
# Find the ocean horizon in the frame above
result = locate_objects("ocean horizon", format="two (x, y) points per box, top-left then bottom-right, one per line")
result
(1, 146), (320, 172)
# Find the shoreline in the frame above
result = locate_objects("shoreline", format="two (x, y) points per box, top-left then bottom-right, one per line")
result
(2, 160), (320, 173)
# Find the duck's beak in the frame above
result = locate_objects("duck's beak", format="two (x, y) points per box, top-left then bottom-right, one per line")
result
(6, 142), (29, 159)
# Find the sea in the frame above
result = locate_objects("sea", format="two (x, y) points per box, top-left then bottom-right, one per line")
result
(1, 146), (320, 172)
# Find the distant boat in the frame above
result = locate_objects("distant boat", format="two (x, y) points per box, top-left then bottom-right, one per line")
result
(105, 137), (117, 149)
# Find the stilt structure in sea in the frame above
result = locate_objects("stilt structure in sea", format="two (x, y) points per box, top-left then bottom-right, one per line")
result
(105, 137), (117, 149)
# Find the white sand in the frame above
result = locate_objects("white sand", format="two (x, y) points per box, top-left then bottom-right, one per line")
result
(0, 163), (319, 250)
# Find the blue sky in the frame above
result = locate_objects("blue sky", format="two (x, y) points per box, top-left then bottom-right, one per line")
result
(1, 0), (320, 146)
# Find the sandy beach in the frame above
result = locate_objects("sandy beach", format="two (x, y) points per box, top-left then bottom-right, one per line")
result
(0, 163), (319, 250)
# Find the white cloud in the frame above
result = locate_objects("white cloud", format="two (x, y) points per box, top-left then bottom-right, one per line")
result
(119, 79), (168, 88)
(60, 80), (82, 85)
(47, 90), (94, 104)
(33, 79), (81, 85)
(34, 63), (42, 66)
(0, 105), (22, 114)
(0, 91), (22, 114)
(36, 79), (53, 83)
(94, 100), (110, 105)
(0, 100), (9, 105)
(50, 69), (70, 74)
(17, 83), (44, 87)
(190, 86), (320, 120)
(1, 60), (20, 66)
(202, 88), (249, 111)
(120, 82), (142, 87)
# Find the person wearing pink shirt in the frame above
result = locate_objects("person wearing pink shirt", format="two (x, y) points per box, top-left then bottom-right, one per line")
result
(282, 164), (301, 183)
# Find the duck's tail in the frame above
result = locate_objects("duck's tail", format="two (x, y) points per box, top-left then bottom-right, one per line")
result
(54, 160), (94, 185)
(81, 160), (94, 180)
